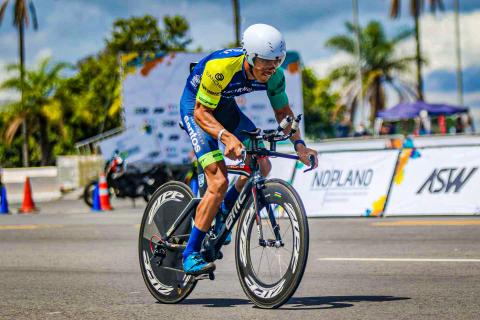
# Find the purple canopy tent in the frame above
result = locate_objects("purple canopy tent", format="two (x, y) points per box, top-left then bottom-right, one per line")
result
(377, 101), (469, 120)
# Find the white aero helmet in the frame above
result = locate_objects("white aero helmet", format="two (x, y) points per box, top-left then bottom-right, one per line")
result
(242, 23), (286, 67)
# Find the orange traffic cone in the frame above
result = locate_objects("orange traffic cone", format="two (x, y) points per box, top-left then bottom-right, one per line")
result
(19, 177), (38, 213)
(98, 173), (113, 211)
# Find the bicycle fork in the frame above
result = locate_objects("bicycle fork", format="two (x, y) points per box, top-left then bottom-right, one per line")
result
(252, 174), (284, 248)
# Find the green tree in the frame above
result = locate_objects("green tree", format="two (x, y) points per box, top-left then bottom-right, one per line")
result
(0, 0), (39, 167)
(326, 21), (417, 124)
(1, 57), (69, 165)
(106, 14), (191, 53)
(302, 67), (340, 139)
(389, 0), (444, 100)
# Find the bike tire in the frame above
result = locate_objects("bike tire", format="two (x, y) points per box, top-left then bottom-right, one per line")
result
(138, 181), (197, 304)
(235, 179), (309, 309)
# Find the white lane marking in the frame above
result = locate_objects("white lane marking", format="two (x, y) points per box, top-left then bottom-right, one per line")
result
(46, 311), (62, 315)
(318, 258), (480, 262)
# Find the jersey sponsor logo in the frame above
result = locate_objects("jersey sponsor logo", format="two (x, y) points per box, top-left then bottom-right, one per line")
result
(222, 48), (242, 55)
(190, 74), (201, 88)
(183, 115), (201, 153)
(198, 173), (205, 187)
(197, 95), (217, 107)
(223, 86), (253, 96)
(417, 167), (478, 194)
(215, 73), (224, 81)
(201, 84), (220, 96)
(205, 70), (222, 89)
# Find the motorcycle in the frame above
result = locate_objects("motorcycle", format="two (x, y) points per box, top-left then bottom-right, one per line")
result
(83, 155), (173, 207)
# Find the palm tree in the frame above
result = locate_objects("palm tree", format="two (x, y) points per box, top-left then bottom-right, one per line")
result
(389, 0), (444, 101)
(1, 57), (69, 165)
(0, 0), (38, 167)
(326, 21), (418, 124)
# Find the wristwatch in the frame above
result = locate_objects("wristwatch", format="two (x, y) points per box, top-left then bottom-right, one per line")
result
(294, 139), (306, 152)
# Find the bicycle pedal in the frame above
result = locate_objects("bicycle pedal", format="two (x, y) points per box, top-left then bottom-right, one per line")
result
(194, 272), (215, 281)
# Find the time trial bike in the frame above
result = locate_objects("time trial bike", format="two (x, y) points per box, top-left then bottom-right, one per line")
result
(138, 114), (313, 309)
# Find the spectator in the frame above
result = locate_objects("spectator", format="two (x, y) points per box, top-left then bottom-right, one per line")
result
(336, 114), (352, 138)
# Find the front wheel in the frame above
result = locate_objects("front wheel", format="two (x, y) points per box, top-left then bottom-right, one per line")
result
(235, 179), (309, 309)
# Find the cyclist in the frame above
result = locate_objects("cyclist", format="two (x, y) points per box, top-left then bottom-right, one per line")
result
(180, 23), (318, 275)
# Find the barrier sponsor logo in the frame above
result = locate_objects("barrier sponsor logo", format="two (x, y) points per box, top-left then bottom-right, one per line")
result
(311, 169), (373, 189)
(167, 104), (178, 115)
(168, 134), (180, 141)
(417, 167), (477, 194)
(162, 120), (176, 127)
(135, 107), (149, 114)
(251, 104), (266, 110)
(385, 147), (480, 216)
(293, 150), (398, 217)
(267, 118), (276, 124)
(153, 107), (165, 114)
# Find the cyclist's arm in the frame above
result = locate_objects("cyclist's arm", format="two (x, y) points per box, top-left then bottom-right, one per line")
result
(268, 69), (318, 168)
(273, 104), (302, 143)
(193, 101), (236, 144)
(267, 68), (302, 143)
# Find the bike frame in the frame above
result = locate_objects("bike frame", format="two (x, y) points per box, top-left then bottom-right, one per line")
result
(159, 149), (300, 258)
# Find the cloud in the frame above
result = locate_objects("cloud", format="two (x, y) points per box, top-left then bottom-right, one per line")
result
(0, 60), (19, 103)
(396, 10), (480, 74)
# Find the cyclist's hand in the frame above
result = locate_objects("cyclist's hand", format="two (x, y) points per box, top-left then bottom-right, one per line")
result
(223, 134), (245, 161)
(296, 145), (318, 170)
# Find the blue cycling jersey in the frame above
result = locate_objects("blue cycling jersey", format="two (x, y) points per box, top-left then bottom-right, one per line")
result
(182, 48), (288, 114)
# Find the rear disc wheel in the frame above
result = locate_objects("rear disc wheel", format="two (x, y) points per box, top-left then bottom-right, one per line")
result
(138, 181), (196, 303)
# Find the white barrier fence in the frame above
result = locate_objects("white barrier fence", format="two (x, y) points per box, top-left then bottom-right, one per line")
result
(384, 147), (480, 216)
(268, 137), (480, 217)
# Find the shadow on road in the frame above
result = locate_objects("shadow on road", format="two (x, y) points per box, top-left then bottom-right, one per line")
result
(281, 295), (411, 310)
(182, 298), (252, 308)
(182, 295), (410, 309)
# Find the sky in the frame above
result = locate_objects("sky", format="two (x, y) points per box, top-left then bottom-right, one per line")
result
(1, 0), (479, 112)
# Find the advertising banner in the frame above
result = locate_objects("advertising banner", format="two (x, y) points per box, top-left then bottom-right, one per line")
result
(292, 150), (399, 217)
(384, 147), (480, 216)
(100, 51), (303, 165)
(97, 126), (162, 165)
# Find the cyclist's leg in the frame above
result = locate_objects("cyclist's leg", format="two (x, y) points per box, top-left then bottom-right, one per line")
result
(180, 108), (228, 274)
